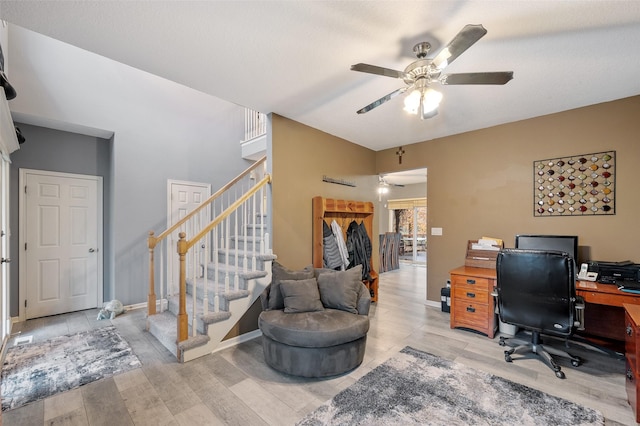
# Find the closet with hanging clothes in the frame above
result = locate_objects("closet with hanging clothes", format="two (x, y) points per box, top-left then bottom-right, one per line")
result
(312, 196), (378, 302)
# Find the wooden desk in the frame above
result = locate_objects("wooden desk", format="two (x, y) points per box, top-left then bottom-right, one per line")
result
(448, 269), (640, 343)
(576, 281), (640, 343)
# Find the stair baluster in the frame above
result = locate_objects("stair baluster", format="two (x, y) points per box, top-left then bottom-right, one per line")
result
(147, 156), (272, 362)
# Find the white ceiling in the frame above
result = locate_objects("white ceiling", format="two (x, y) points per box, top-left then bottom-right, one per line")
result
(1, 1), (640, 152)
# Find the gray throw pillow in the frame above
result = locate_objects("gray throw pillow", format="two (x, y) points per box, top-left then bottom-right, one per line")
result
(268, 262), (315, 310)
(280, 278), (324, 313)
(317, 265), (362, 314)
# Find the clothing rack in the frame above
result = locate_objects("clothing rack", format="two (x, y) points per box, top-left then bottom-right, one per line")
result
(312, 196), (378, 302)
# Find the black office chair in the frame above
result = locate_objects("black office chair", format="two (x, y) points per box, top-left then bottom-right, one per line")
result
(496, 248), (584, 379)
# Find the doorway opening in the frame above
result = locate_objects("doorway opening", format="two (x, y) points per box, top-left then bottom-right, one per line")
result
(390, 201), (426, 265)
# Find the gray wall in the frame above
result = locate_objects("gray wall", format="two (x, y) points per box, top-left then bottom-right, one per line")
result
(9, 123), (112, 316)
(6, 24), (253, 310)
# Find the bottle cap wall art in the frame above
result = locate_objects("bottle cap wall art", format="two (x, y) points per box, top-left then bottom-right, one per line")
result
(533, 150), (615, 217)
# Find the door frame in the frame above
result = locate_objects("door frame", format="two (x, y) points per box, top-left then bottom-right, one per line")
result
(18, 169), (104, 321)
(1, 156), (10, 343)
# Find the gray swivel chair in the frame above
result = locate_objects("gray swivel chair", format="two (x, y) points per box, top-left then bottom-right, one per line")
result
(496, 248), (584, 379)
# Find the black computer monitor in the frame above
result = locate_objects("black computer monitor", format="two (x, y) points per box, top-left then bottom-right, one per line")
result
(515, 235), (579, 265)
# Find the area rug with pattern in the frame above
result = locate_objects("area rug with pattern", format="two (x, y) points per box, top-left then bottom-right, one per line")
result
(298, 346), (603, 425)
(1, 325), (141, 411)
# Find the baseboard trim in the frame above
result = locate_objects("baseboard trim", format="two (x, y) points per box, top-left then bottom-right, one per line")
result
(125, 299), (167, 312)
(213, 329), (262, 353)
(424, 300), (440, 309)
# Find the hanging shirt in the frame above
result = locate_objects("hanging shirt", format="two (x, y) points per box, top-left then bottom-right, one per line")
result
(331, 219), (349, 270)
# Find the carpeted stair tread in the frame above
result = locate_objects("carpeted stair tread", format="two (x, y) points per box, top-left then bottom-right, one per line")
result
(185, 276), (259, 297)
(204, 264), (269, 280)
(167, 293), (234, 316)
(147, 311), (211, 354)
(225, 289), (250, 301)
(177, 334), (210, 351)
(201, 311), (232, 324)
(215, 249), (277, 262)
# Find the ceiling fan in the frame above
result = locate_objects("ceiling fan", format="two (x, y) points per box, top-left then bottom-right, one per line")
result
(379, 175), (404, 188)
(351, 24), (513, 119)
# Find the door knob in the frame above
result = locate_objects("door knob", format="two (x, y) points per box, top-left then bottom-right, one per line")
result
(89, 248), (96, 253)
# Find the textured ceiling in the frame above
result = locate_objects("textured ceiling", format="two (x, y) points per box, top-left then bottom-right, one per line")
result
(1, 1), (640, 152)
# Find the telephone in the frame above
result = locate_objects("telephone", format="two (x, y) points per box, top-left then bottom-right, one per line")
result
(578, 263), (598, 281)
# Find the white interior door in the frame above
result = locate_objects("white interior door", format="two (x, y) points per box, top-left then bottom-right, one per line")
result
(21, 170), (103, 319)
(167, 180), (211, 291)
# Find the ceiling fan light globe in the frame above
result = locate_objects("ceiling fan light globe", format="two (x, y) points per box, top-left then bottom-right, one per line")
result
(422, 88), (442, 114)
(403, 89), (421, 115)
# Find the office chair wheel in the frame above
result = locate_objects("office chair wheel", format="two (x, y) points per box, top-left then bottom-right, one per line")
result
(504, 352), (513, 363)
(571, 357), (581, 367)
(555, 370), (566, 379)
(498, 338), (506, 347)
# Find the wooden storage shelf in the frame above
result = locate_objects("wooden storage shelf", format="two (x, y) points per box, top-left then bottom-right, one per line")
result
(312, 196), (378, 302)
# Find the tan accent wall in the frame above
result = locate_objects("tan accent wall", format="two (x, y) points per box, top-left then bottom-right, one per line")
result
(271, 114), (378, 270)
(376, 95), (640, 302)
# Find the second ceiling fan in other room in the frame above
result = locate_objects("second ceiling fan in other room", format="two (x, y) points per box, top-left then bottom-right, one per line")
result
(351, 24), (514, 119)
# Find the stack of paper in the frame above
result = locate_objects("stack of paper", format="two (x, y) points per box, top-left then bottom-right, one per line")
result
(471, 237), (502, 251)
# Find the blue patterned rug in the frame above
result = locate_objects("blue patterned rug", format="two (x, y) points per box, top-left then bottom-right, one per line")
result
(298, 346), (603, 425)
(1, 325), (141, 411)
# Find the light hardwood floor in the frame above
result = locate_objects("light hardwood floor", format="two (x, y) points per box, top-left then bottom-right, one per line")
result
(1, 264), (635, 425)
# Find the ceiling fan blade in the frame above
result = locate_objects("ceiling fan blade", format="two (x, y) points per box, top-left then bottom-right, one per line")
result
(439, 71), (514, 85)
(351, 63), (406, 79)
(356, 86), (409, 114)
(432, 24), (488, 70)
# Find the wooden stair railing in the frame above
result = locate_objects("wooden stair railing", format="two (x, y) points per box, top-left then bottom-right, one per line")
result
(175, 173), (271, 345)
(147, 156), (269, 344)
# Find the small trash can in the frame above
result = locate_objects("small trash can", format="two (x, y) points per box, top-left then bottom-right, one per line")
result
(440, 287), (451, 313)
(499, 319), (518, 336)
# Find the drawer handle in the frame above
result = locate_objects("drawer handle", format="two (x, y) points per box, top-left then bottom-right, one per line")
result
(466, 306), (476, 313)
(466, 292), (476, 298)
(627, 368), (634, 381)
(627, 324), (634, 337)
(466, 279), (476, 285)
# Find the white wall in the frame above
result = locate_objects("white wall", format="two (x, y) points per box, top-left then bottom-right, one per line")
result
(7, 24), (251, 306)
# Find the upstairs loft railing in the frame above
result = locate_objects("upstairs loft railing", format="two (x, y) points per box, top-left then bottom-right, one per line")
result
(147, 156), (271, 345)
(244, 109), (266, 141)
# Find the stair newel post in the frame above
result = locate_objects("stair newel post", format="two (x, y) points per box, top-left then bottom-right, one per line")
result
(177, 232), (189, 347)
(147, 231), (157, 316)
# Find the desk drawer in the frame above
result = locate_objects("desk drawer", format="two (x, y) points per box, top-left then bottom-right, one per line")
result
(627, 311), (639, 373)
(626, 359), (640, 423)
(578, 289), (638, 308)
(453, 302), (489, 330)
(453, 286), (489, 304)
(451, 275), (491, 289)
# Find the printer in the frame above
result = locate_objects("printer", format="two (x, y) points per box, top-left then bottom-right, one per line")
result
(588, 260), (640, 287)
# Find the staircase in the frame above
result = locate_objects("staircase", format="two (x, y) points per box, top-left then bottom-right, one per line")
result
(146, 156), (274, 362)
